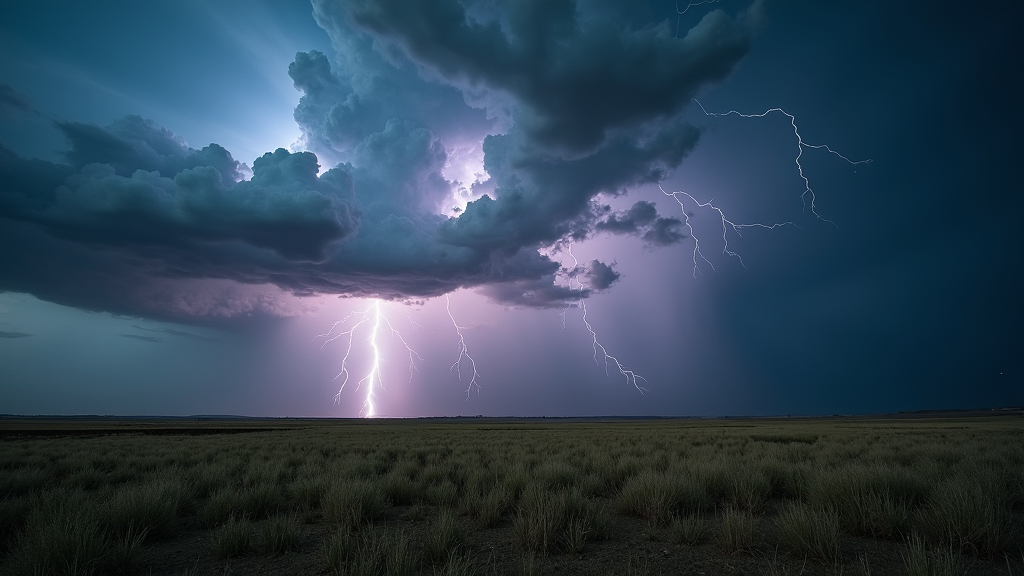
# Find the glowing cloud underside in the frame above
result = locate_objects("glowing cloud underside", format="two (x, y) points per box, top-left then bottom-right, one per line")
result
(314, 101), (870, 416)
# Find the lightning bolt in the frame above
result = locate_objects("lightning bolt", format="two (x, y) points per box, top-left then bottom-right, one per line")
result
(445, 293), (480, 398)
(675, 0), (721, 38)
(692, 99), (872, 222)
(563, 243), (647, 393)
(660, 100), (872, 277)
(659, 183), (796, 277)
(313, 299), (421, 417)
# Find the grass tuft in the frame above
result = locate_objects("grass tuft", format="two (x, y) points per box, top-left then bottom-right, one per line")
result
(670, 513), (712, 546)
(261, 514), (302, 555)
(324, 525), (415, 576)
(717, 506), (759, 555)
(424, 510), (464, 564)
(917, 474), (1014, 557)
(210, 516), (254, 558)
(902, 533), (966, 576)
(323, 479), (387, 530)
(7, 490), (109, 576)
(774, 502), (841, 564)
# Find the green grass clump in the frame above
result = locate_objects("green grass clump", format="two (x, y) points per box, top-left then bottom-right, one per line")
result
(424, 510), (464, 564)
(424, 479), (460, 507)
(774, 502), (841, 564)
(210, 516), (254, 558)
(262, 514), (302, 554)
(717, 506), (758, 554)
(432, 551), (476, 576)
(289, 474), (328, 510)
(103, 478), (189, 539)
(808, 465), (918, 538)
(8, 492), (109, 576)
(460, 484), (511, 528)
(670, 513), (712, 546)
(200, 487), (242, 528)
(323, 479), (387, 530)
(107, 525), (149, 575)
(513, 486), (594, 554)
(917, 474), (1014, 556)
(902, 533), (965, 576)
(382, 469), (418, 505)
(323, 526), (415, 576)
(616, 469), (710, 526)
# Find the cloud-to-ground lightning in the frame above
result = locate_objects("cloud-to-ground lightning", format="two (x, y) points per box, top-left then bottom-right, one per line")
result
(313, 299), (421, 417)
(446, 294), (480, 398)
(315, 45), (873, 414)
(660, 100), (872, 277)
(562, 243), (647, 393)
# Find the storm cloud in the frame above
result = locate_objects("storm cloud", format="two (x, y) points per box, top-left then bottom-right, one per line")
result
(0, 0), (759, 323)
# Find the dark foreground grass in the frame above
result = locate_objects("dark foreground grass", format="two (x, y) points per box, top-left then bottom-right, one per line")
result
(0, 414), (1022, 575)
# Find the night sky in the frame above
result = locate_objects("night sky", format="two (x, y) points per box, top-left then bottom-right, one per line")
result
(1, 1), (1020, 418)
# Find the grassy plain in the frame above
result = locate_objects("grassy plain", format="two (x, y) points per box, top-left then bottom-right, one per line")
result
(0, 412), (1022, 575)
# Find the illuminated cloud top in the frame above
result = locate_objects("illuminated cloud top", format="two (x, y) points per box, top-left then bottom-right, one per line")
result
(0, 0), (1020, 417)
(0, 1), (766, 322)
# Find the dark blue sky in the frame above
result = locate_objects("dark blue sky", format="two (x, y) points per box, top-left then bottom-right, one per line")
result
(0, 1), (1020, 417)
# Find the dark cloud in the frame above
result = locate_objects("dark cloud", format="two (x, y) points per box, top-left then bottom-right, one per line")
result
(0, 330), (32, 338)
(119, 334), (163, 343)
(477, 275), (582, 309)
(0, 1), (758, 321)
(582, 260), (620, 291)
(595, 200), (686, 246)
(131, 325), (218, 342)
(0, 84), (35, 115)
(335, 0), (758, 154)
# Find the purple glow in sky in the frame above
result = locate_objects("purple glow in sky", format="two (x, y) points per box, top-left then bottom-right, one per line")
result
(0, 1), (1020, 417)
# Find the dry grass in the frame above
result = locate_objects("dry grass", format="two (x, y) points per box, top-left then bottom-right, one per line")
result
(0, 415), (1021, 574)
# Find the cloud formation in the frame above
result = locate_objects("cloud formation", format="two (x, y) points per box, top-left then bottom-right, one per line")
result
(0, 0), (757, 322)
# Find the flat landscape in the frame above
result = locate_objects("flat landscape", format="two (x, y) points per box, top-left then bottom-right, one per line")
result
(1, 411), (1022, 575)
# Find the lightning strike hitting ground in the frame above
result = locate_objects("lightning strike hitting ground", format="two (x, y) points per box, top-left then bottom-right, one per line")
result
(661, 100), (872, 277)
(562, 243), (647, 393)
(446, 294), (480, 398)
(316, 97), (871, 413)
(313, 300), (421, 417)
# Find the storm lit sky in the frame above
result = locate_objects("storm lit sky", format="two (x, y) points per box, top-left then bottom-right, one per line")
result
(1, 0), (1021, 418)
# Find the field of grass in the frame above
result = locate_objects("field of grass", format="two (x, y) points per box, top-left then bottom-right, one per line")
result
(1, 413), (1022, 575)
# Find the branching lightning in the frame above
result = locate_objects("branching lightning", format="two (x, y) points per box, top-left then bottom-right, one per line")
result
(446, 293), (480, 398)
(562, 243), (647, 393)
(675, 0), (721, 38)
(313, 63), (872, 414)
(313, 299), (421, 417)
(660, 99), (872, 277)
(660, 183), (796, 277)
(692, 99), (872, 222)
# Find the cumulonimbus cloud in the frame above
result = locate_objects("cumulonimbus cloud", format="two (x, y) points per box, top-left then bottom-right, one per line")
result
(0, 0), (759, 323)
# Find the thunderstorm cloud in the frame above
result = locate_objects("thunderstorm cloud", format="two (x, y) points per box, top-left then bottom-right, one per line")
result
(0, 0), (760, 323)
